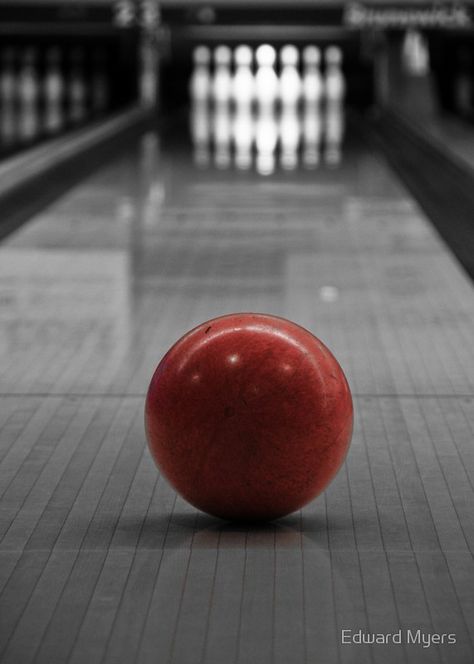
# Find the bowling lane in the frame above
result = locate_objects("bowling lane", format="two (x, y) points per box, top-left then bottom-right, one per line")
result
(2, 127), (474, 397)
(0, 121), (474, 664)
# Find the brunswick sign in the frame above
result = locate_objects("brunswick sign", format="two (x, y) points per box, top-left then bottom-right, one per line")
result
(343, 3), (472, 28)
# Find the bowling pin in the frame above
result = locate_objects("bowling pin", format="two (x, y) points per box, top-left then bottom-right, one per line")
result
(279, 45), (302, 108)
(402, 29), (429, 77)
(0, 48), (17, 147)
(255, 44), (279, 110)
(212, 45), (232, 108)
(302, 102), (323, 168)
(140, 36), (158, 107)
(302, 46), (323, 107)
(190, 100), (211, 167)
(323, 46), (345, 166)
(324, 46), (345, 104)
(43, 47), (64, 134)
(324, 100), (344, 167)
(213, 102), (232, 168)
(232, 103), (254, 170)
(231, 45), (255, 108)
(68, 48), (87, 124)
(279, 105), (300, 170)
(189, 45), (211, 103)
(255, 107), (278, 175)
(18, 47), (40, 143)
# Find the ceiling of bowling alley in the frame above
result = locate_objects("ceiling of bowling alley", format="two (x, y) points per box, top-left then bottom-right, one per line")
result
(3, 0), (474, 5)
(2, 0), (473, 38)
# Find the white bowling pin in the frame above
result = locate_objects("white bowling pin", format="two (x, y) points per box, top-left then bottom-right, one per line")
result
(231, 45), (255, 108)
(0, 48), (17, 146)
(43, 47), (64, 134)
(212, 45), (232, 107)
(140, 37), (158, 106)
(279, 105), (300, 170)
(18, 48), (39, 142)
(189, 45), (211, 103)
(232, 103), (254, 169)
(190, 100), (211, 166)
(324, 46), (345, 104)
(279, 44), (302, 108)
(402, 29), (429, 76)
(323, 46), (345, 165)
(302, 102), (322, 168)
(213, 102), (232, 168)
(324, 100), (344, 166)
(255, 44), (278, 110)
(302, 46), (323, 106)
(255, 107), (278, 175)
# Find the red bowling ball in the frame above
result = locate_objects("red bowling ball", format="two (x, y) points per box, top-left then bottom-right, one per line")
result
(145, 313), (353, 521)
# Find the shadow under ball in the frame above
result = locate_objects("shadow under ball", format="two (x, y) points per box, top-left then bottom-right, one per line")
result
(145, 313), (353, 522)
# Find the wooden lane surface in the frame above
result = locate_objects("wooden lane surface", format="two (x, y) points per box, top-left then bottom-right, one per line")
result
(1, 137), (473, 398)
(0, 131), (473, 663)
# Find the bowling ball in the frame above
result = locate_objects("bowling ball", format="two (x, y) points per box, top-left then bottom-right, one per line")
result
(145, 313), (353, 521)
